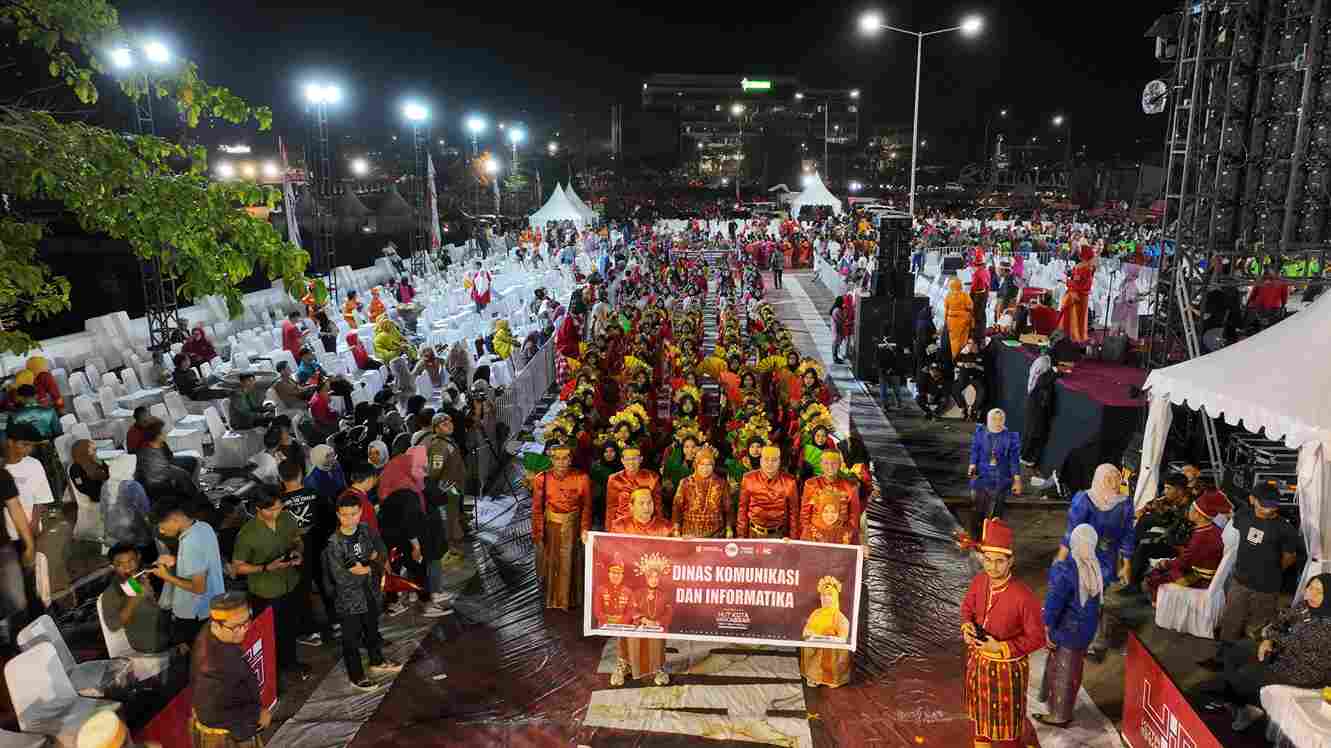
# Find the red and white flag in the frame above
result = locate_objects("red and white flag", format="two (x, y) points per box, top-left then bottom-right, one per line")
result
(278, 136), (302, 250)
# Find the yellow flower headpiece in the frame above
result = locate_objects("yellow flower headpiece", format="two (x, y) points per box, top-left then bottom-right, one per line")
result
(755, 354), (787, 373)
(673, 384), (702, 406)
(673, 421), (704, 446)
(817, 576), (843, 595)
(635, 552), (672, 577)
(796, 358), (825, 381)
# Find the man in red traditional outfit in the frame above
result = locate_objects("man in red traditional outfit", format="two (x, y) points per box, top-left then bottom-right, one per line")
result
(593, 556), (631, 627)
(1143, 491), (1229, 603)
(531, 442), (593, 610)
(797, 452), (862, 541)
(738, 446), (799, 538)
(671, 446), (733, 539)
(960, 518), (1044, 748)
(605, 443), (662, 531)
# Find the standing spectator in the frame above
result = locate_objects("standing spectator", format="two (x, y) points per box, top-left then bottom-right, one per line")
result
(1205, 482), (1299, 670)
(316, 310), (339, 354)
(8, 385), (64, 499)
(151, 499), (226, 646)
(272, 361), (314, 410)
(324, 493), (403, 692)
(231, 473), (314, 682)
(830, 297), (849, 364)
(966, 409), (1022, 540)
(769, 246), (784, 289)
(1020, 352), (1056, 471)
(427, 413), (468, 568)
(190, 593), (270, 747)
(339, 466), (380, 534)
(281, 310), (304, 362)
(229, 373), (275, 430)
(1034, 523), (1103, 728)
(875, 332), (903, 409)
(1058, 464), (1134, 661)
(304, 445), (345, 637)
(0, 465), (37, 625)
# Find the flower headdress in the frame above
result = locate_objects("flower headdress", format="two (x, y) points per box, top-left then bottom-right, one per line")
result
(635, 552), (672, 578)
(816, 575), (843, 595)
(796, 358), (825, 381)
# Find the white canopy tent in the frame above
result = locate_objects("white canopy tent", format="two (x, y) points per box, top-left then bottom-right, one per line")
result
(788, 173), (843, 218)
(1133, 290), (1331, 597)
(563, 183), (599, 222)
(528, 184), (587, 229)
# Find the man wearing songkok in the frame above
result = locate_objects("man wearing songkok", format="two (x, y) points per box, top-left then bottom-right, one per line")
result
(190, 592), (269, 747)
(605, 442), (663, 532)
(1143, 490), (1229, 603)
(531, 441), (593, 609)
(607, 489), (673, 686)
(797, 451), (862, 541)
(960, 519), (1044, 748)
(738, 445), (799, 538)
(671, 445), (733, 539)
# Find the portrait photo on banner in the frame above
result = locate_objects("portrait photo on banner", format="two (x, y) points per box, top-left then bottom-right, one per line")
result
(583, 532), (864, 650)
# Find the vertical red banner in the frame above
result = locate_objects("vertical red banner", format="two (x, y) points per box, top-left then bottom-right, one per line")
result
(1121, 632), (1223, 748)
(134, 607), (278, 748)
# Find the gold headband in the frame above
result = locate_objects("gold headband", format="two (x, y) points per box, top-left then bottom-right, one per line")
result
(621, 446), (642, 456)
(210, 607), (250, 624)
(760, 445), (782, 460)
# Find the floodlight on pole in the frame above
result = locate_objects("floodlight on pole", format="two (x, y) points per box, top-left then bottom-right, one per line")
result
(547, 141), (558, 155)
(795, 92), (805, 101)
(215, 161), (235, 179)
(485, 158), (501, 175)
(1052, 114), (1065, 126)
(467, 116), (485, 136)
(403, 101), (429, 122)
(142, 40), (170, 64)
(350, 157), (369, 176)
(508, 127), (525, 145)
(240, 163), (256, 179)
(304, 83), (341, 105)
(855, 10), (985, 226)
(110, 46), (134, 69)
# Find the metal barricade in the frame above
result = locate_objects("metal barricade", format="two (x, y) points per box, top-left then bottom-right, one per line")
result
(475, 337), (557, 486)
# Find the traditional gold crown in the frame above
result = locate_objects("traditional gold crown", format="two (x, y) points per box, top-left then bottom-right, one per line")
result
(817, 576), (842, 594)
(673, 384), (701, 406)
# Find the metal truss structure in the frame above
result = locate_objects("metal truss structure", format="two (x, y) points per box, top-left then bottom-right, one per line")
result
(308, 100), (338, 302)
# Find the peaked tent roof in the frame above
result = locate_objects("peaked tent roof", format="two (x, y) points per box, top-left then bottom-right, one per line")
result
(563, 183), (598, 221)
(1144, 289), (1331, 448)
(529, 184), (587, 228)
(789, 173), (843, 216)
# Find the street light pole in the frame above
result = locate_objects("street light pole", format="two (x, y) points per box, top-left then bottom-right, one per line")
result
(859, 12), (983, 226)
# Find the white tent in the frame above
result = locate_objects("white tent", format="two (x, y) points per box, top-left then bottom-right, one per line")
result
(788, 173), (843, 218)
(528, 184), (587, 228)
(1133, 290), (1331, 597)
(563, 183), (599, 222)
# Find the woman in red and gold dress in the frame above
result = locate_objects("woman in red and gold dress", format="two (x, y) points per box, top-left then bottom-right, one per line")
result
(797, 476), (858, 688)
(610, 488), (674, 686)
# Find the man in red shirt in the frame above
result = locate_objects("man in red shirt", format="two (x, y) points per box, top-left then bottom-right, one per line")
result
(338, 467), (380, 534)
(281, 311), (304, 362)
(1246, 272), (1290, 314)
(307, 378), (340, 442)
(125, 406), (150, 452)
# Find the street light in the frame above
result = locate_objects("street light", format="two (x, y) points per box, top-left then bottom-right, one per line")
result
(850, 89), (860, 99)
(350, 157), (369, 176)
(215, 161), (235, 179)
(794, 92), (805, 101)
(261, 161), (278, 178)
(466, 116), (486, 214)
(142, 39), (170, 64)
(858, 10), (985, 225)
(303, 83), (341, 105)
(1052, 114), (1073, 172)
(402, 101), (429, 122)
(110, 46), (133, 70)
(984, 108), (1009, 166)
(730, 102), (745, 116)
(485, 157), (502, 215)
(240, 163), (256, 179)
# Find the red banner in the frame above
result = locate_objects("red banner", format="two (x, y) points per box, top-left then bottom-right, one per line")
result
(583, 532), (863, 650)
(134, 606), (279, 748)
(1121, 632), (1223, 748)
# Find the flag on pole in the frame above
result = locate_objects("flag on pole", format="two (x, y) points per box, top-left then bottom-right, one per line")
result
(278, 137), (302, 250)
(427, 154), (442, 253)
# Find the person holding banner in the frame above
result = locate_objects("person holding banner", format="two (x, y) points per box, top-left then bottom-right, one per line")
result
(671, 445), (733, 539)
(960, 518), (1044, 748)
(801, 576), (852, 687)
(190, 592), (269, 748)
(532, 441), (593, 610)
(605, 443), (663, 532)
(798, 452), (862, 542)
(603, 488), (674, 687)
(738, 445), (798, 538)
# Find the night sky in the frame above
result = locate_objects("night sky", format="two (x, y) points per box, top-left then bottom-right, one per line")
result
(112, 0), (1171, 162)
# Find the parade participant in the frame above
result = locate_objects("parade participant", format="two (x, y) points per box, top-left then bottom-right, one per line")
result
(660, 424), (703, 499)
(739, 445), (798, 539)
(531, 441), (593, 610)
(799, 405), (839, 479)
(22, 357), (63, 414)
(1057, 246), (1096, 343)
(969, 251), (991, 343)
(671, 446), (732, 539)
(604, 442), (662, 532)
(1035, 523), (1103, 728)
(190, 593), (268, 747)
(1143, 491), (1230, 603)
(467, 261), (493, 314)
(799, 451), (861, 541)
(367, 287), (386, 322)
(960, 518), (1044, 748)
(342, 289), (362, 328)
(801, 575), (852, 688)
(966, 409), (1022, 540)
(605, 490), (674, 687)
(944, 277), (974, 361)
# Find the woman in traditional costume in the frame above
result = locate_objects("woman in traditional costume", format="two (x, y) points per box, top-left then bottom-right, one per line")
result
(373, 316), (415, 363)
(1035, 523), (1102, 728)
(368, 286), (387, 322)
(607, 490), (674, 687)
(1057, 246), (1096, 343)
(944, 277), (974, 361)
(588, 435), (621, 530)
(800, 575), (852, 688)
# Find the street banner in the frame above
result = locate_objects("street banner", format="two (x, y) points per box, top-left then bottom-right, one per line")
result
(583, 532), (863, 650)
(135, 606), (278, 748)
(1121, 633), (1223, 748)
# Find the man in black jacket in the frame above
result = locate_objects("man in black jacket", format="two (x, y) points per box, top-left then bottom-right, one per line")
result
(323, 494), (402, 692)
(876, 330), (903, 409)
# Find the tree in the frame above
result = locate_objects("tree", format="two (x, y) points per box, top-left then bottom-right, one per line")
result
(0, 0), (308, 354)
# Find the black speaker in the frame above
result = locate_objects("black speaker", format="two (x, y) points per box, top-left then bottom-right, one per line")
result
(853, 296), (928, 380)
(872, 214), (913, 297)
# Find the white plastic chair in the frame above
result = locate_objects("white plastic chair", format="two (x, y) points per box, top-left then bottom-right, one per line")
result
(1153, 523), (1240, 638)
(163, 391), (207, 431)
(83, 361), (103, 392)
(415, 372), (435, 399)
(5, 642), (118, 744)
(148, 404), (168, 424)
(205, 406), (250, 469)
(16, 615), (122, 698)
(72, 395), (100, 426)
(119, 367), (142, 394)
(99, 372), (123, 398)
(69, 465), (104, 545)
(58, 413), (77, 432)
(96, 595), (170, 682)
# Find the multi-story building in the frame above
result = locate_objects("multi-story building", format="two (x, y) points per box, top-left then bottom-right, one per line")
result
(641, 74), (860, 187)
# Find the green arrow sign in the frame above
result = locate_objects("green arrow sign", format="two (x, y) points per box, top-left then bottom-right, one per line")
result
(740, 78), (772, 91)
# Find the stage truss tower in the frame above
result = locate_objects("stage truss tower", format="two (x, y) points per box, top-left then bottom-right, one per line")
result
(130, 76), (182, 354)
(409, 121), (431, 278)
(308, 99), (338, 302)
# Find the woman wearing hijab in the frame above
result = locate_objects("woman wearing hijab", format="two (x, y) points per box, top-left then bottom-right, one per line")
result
(1058, 464), (1135, 661)
(1221, 574), (1331, 732)
(412, 347), (446, 389)
(345, 332), (383, 371)
(1021, 352), (1056, 469)
(491, 319), (516, 360)
(1035, 523), (1103, 727)
(181, 326), (217, 367)
(373, 317), (415, 363)
(944, 277), (974, 362)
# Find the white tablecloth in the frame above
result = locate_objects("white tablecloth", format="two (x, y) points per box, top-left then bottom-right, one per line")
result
(115, 388), (164, 410)
(1263, 685), (1331, 748)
